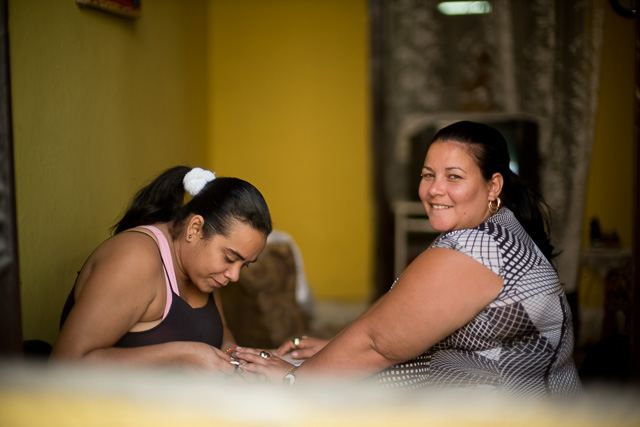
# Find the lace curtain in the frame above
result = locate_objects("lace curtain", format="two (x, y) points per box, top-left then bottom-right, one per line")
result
(374, 0), (604, 294)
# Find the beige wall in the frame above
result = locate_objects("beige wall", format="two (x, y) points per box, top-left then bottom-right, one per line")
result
(10, 0), (211, 344)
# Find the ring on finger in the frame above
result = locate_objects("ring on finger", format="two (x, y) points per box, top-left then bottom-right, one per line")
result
(260, 350), (271, 359)
(292, 337), (301, 348)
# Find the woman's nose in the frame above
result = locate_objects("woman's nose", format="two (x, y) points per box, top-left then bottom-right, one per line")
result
(224, 264), (241, 282)
(427, 178), (444, 196)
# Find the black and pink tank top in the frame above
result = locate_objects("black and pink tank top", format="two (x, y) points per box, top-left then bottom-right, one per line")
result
(60, 225), (224, 349)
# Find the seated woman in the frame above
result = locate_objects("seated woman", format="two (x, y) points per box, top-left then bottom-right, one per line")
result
(52, 166), (271, 374)
(237, 121), (582, 397)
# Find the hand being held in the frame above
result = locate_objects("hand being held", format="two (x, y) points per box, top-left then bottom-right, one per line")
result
(182, 342), (237, 376)
(234, 347), (294, 384)
(276, 336), (329, 360)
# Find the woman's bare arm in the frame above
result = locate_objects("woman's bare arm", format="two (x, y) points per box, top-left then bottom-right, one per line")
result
(51, 233), (234, 374)
(293, 247), (503, 379)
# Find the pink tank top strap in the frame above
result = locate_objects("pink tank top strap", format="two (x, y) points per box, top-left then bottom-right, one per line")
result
(139, 225), (180, 319)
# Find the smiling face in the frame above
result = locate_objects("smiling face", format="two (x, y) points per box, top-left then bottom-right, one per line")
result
(419, 140), (502, 233)
(181, 219), (267, 293)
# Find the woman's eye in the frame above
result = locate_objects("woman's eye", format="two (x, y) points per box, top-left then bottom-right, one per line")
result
(421, 173), (434, 179)
(448, 174), (461, 180)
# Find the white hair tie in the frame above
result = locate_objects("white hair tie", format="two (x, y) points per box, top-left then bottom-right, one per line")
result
(183, 167), (216, 196)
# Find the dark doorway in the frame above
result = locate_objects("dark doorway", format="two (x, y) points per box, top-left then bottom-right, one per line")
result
(0, 0), (24, 356)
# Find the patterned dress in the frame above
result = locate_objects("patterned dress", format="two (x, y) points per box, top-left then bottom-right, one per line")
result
(375, 208), (582, 397)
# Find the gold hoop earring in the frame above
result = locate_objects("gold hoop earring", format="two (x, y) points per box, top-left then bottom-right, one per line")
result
(488, 197), (502, 214)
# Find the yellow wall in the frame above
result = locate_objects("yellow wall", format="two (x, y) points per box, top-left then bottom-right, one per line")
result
(10, 0), (210, 344)
(10, 0), (372, 345)
(578, 5), (635, 314)
(207, 0), (372, 302)
(583, 6), (635, 251)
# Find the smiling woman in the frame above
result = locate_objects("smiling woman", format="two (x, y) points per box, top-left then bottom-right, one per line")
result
(52, 166), (271, 373)
(236, 122), (581, 398)
(419, 140), (503, 232)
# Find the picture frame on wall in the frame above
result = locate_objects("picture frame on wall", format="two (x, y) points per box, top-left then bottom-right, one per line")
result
(76, 0), (141, 19)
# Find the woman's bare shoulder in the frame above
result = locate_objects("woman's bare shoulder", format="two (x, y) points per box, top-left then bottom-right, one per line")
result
(59, 230), (171, 353)
(414, 246), (493, 271)
(395, 246), (502, 295)
(76, 230), (165, 295)
(391, 247), (503, 316)
(93, 230), (160, 262)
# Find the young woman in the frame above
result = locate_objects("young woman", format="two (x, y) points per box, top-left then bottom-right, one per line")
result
(52, 166), (271, 374)
(238, 121), (581, 397)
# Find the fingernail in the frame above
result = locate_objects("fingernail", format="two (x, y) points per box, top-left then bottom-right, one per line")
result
(292, 351), (298, 357)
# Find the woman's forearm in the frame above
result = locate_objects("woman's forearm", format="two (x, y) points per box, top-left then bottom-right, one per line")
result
(296, 317), (400, 379)
(296, 293), (395, 374)
(52, 341), (232, 373)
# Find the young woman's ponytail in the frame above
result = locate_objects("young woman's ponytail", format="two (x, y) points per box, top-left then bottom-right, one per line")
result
(112, 166), (272, 239)
(112, 166), (191, 234)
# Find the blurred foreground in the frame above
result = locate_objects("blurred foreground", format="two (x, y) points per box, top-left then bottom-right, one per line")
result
(1, 360), (639, 427)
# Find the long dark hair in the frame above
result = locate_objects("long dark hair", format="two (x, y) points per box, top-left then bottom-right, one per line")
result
(429, 121), (556, 261)
(112, 166), (272, 239)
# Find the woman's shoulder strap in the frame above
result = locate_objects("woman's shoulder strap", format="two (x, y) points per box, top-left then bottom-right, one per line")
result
(135, 225), (180, 318)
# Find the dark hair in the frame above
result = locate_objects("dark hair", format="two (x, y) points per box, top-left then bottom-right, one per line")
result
(112, 166), (272, 239)
(429, 121), (556, 261)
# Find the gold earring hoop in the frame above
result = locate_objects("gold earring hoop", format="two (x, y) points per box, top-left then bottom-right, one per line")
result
(488, 197), (502, 214)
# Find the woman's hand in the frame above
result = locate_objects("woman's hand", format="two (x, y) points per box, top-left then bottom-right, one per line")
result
(182, 342), (238, 375)
(234, 347), (294, 384)
(276, 336), (329, 360)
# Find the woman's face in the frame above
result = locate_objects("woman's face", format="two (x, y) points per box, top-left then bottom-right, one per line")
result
(419, 140), (500, 233)
(183, 220), (267, 293)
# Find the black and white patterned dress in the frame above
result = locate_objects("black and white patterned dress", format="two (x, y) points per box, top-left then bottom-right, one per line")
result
(375, 208), (582, 397)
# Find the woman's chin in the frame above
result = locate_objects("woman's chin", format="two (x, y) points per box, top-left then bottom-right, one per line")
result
(427, 217), (450, 233)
